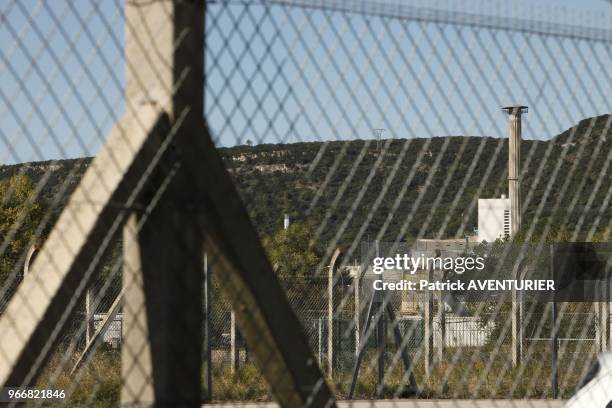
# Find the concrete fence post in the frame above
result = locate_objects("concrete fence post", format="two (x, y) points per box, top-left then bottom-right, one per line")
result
(354, 272), (360, 356)
(597, 296), (610, 352)
(85, 288), (95, 345)
(121, 0), (205, 405)
(425, 265), (434, 376)
(328, 264), (333, 377)
(328, 248), (342, 377)
(436, 288), (445, 363)
(204, 252), (213, 402)
(318, 317), (323, 366)
(231, 310), (240, 372)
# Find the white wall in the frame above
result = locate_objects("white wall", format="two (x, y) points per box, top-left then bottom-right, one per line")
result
(478, 198), (510, 242)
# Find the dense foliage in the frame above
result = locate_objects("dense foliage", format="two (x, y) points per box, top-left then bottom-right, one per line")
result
(262, 222), (327, 310)
(223, 114), (611, 245)
(0, 175), (46, 306)
(0, 114), (609, 259)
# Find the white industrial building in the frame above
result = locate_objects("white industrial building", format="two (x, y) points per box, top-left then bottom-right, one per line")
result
(477, 195), (511, 242)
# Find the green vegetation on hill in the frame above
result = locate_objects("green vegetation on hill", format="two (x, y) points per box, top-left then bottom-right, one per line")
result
(0, 114), (610, 258)
(0, 115), (607, 404)
(224, 114), (611, 244)
(0, 175), (46, 307)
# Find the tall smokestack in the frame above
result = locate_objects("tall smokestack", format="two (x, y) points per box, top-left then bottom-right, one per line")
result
(503, 105), (528, 368)
(502, 105), (527, 238)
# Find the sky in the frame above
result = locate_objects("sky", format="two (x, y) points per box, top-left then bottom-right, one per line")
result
(1, 0), (611, 164)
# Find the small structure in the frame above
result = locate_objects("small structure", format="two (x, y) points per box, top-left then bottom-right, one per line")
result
(93, 313), (123, 348)
(477, 195), (511, 242)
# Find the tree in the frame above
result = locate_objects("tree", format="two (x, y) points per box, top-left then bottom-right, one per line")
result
(262, 222), (326, 314)
(0, 175), (46, 303)
(262, 221), (322, 278)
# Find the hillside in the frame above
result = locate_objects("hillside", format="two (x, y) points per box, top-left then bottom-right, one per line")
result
(1, 114), (610, 246)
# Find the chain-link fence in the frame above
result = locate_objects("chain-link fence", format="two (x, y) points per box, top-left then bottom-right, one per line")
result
(0, 0), (611, 406)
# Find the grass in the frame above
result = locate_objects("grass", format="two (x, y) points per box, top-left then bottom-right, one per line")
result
(35, 345), (120, 407)
(330, 344), (590, 400)
(31, 343), (591, 405)
(210, 363), (272, 402)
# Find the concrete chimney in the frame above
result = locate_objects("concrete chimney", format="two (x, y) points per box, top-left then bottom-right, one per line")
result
(503, 105), (528, 368)
(502, 105), (527, 238)
(284, 214), (290, 230)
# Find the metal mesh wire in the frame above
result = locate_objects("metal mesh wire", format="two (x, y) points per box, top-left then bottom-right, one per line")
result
(0, 0), (611, 406)
(206, 2), (611, 404)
